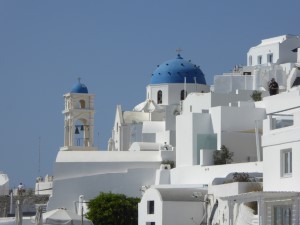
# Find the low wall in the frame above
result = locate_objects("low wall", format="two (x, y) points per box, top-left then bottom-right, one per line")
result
(0, 194), (49, 217)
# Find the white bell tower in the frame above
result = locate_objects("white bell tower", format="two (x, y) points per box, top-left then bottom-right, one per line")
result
(61, 78), (97, 151)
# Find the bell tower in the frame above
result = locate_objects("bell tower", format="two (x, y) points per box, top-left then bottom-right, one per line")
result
(61, 78), (96, 151)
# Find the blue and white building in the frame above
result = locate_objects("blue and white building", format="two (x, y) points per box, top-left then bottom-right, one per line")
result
(44, 34), (300, 225)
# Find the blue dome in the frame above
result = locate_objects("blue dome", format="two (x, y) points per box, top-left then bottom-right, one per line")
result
(71, 80), (88, 93)
(150, 54), (206, 85)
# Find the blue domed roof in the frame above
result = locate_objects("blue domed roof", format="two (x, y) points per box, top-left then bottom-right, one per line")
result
(150, 54), (206, 85)
(71, 79), (88, 93)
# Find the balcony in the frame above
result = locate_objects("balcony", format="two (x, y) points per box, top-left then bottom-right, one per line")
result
(262, 111), (300, 147)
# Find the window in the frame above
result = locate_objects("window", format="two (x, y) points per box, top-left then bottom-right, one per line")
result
(157, 91), (162, 104)
(257, 55), (262, 64)
(147, 201), (154, 214)
(146, 222), (155, 225)
(180, 90), (187, 100)
(267, 53), (273, 63)
(281, 149), (292, 177)
(79, 100), (86, 108)
(273, 205), (292, 225)
(249, 55), (252, 66)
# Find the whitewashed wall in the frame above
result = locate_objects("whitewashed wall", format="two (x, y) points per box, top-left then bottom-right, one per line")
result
(176, 113), (212, 167)
(221, 132), (257, 163)
(147, 83), (209, 106)
(162, 202), (204, 225)
(138, 188), (205, 225)
(139, 188), (162, 225)
(48, 167), (158, 212)
(47, 150), (175, 212)
(171, 162), (263, 185)
(263, 141), (300, 191)
(262, 89), (300, 191)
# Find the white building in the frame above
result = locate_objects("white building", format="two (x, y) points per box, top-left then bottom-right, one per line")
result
(262, 89), (300, 192)
(47, 54), (211, 212)
(138, 186), (207, 225)
(110, 54), (210, 152)
(214, 87), (300, 224)
(140, 36), (300, 225)
(214, 34), (300, 94)
(176, 91), (265, 167)
(45, 35), (300, 225)
(247, 35), (300, 66)
(47, 61), (197, 210)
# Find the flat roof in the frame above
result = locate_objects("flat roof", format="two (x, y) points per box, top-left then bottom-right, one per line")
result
(155, 187), (207, 202)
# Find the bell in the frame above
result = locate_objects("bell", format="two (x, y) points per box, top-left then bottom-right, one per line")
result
(75, 126), (80, 134)
(81, 125), (84, 131)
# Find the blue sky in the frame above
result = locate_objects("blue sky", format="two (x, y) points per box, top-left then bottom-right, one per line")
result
(0, 0), (299, 188)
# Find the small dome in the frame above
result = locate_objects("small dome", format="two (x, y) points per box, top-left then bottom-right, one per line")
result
(133, 99), (164, 113)
(71, 79), (88, 94)
(150, 54), (206, 85)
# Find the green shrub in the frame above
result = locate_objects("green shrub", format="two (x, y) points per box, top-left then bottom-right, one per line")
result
(161, 160), (175, 168)
(251, 90), (262, 101)
(213, 145), (233, 165)
(232, 172), (251, 182)
(86, 192), (140, 225)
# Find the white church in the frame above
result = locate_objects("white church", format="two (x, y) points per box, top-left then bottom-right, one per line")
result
(27, 34), (300, 225)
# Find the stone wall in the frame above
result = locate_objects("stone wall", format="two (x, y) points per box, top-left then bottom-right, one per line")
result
(0, 194), (49, 217)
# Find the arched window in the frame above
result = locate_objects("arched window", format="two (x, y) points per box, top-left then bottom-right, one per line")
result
(249, 55), (252, 66)
(74, 119), (89, 147)
(257, 55), (262, 65)
(157, 90), (162, 104)
(180, 90), (187, 100)
(79, 100), (85, 109)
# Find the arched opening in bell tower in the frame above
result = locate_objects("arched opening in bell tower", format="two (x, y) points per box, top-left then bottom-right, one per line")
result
(74, 118), (90, 147)
(79, 100), (86, 109)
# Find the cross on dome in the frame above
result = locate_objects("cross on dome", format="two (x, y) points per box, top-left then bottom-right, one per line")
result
(176, 48), (183, 55)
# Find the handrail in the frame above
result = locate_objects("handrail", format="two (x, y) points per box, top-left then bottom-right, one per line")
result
(266, 105), (300, 115)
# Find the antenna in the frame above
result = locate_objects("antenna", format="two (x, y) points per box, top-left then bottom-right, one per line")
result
(38, 136), (41, 175)
(97, 131), (100, 149)
(37, 136), (41, 195)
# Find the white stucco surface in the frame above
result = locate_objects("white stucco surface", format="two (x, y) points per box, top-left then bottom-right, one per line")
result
(171, 162), (263, 185)
(139, 187), (206, 225)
